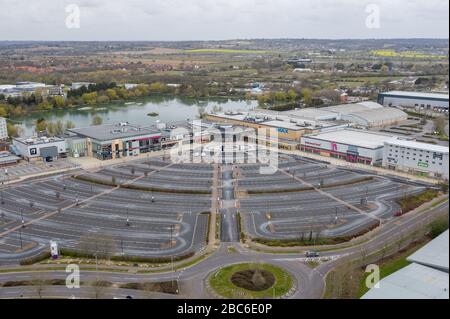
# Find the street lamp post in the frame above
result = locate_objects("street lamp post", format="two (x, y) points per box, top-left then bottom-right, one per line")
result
(19, 227), (23, 250)
(21, 209), (25, 228)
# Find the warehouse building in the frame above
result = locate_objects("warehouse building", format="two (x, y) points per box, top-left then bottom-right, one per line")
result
(383, 139), (449, 180)
(68, 122), (162, 160)
(300, 129), (397, 165)
(363, 230), (449, 299)
(378, 91), (449, 112)
(285, 101), (408, 128)
(12, 136), (67, 162)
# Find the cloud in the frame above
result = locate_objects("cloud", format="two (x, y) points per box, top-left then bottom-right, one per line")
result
(0, 0), (448, 40)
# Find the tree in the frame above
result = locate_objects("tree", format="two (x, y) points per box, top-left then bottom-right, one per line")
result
(433, 117), (446, 135)
(335, 63), (345, 71)
(0, 105), (8, 117)
(197, 106), (207, 119)
(77, 233), (117, 261)
(105, 88), (118, 100)
(92, 116), (103, 126)
(32, 275), (45, 299)
(91, 276), (109, 299)
(53, 96), (66, 108)
(301, 88), (313, 106)
(7, 123), (20, 138)
(96, 95), (110, 104)
(359, 246), (368, 269)
(287, 89), (298, 101)
(37, 101), (53, 111)
(82, 92), (98, 105)
(65, 121), (76, 130)
(35, 119), (48, 133)
(54, 120), (65, 136)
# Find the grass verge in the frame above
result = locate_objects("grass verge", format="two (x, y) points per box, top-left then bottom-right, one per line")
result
(209, 263), (293, 299)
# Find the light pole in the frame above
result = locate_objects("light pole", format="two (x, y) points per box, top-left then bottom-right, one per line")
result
(21, 209), (25, 228)
(19, 227), (23, 250)
(126, 206), (130, 226)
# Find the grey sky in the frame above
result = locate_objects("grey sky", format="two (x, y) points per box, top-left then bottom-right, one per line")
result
(0, 0), (448, 41)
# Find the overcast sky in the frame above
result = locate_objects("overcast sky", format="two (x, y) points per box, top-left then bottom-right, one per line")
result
(0, 0), (448, 41)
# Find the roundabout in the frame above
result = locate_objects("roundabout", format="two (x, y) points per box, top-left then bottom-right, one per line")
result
(208, 263), (294, 299)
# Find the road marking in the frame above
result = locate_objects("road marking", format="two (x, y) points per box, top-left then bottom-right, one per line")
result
(0, 162), (175, 239)
(278, 168), (383, 222)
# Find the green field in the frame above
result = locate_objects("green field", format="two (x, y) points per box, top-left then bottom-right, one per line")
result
(209, 263), (293, 299)
(185, 49), (270, 54)
(357, 249), (413, 298)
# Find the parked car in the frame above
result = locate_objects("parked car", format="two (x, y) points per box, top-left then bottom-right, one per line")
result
(305, 251), (320, 258)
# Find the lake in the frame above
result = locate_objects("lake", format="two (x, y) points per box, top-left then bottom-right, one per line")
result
(11, 96), (258, 136)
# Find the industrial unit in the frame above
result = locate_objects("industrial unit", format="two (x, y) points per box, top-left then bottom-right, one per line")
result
(378, 91), (449, 112)
(285, 101), (408, 127)
(67, 122), (162, 160)
(383, 139), (449, 180)
(300, 129), (397, 165)
(12, 136), (67, 162)
(363, 230), (449, 299)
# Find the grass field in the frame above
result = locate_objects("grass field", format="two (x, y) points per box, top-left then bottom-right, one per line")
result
(209, 263), (293, 299)
(185, 49), (270, 54)
(356, 245), (418, 298)
(371, 50), (447, 60)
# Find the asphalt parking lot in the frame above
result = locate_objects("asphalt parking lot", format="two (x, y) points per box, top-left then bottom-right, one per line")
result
(238, 155), (426, 240)
(0, 155), (430, 265)
(0, 158), (211, 264)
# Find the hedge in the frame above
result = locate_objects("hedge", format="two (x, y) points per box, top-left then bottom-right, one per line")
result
(19, 252), (52, 266)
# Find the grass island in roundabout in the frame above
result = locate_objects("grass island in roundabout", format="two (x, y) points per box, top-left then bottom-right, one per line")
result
(209, 263), (294, 299)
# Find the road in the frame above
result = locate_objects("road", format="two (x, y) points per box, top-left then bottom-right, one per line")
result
(0, 199), (447, 299)
(0, 154), (447, 299)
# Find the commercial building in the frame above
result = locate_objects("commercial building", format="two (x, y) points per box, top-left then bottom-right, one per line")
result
(378, 91), (449, 112)
(0, 151), (20, 167)
(363, 230), (449, 299)
(285, 102), (408, 128)
(300, 129), (397, 165)
(206, 111), (347, 150)
(67, 122), (162, 160)
(206, 112), (314, 150)
(206, 102), (408, 150)
(12, 136), (67, 162)
(0, 82), (64, 97)
(0, 117), (8, 140)
(383, 139), (449, 180)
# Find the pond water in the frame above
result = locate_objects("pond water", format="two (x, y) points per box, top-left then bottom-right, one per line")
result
(12, 96), (257, 136)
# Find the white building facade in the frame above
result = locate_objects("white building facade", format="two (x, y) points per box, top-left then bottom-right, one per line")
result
(12, 136), (67, 161)
(0, 117), (8, 140)
(378, 91), (449, 112)
(300, 129), (396, 165)
(383, 139), (449, 180)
